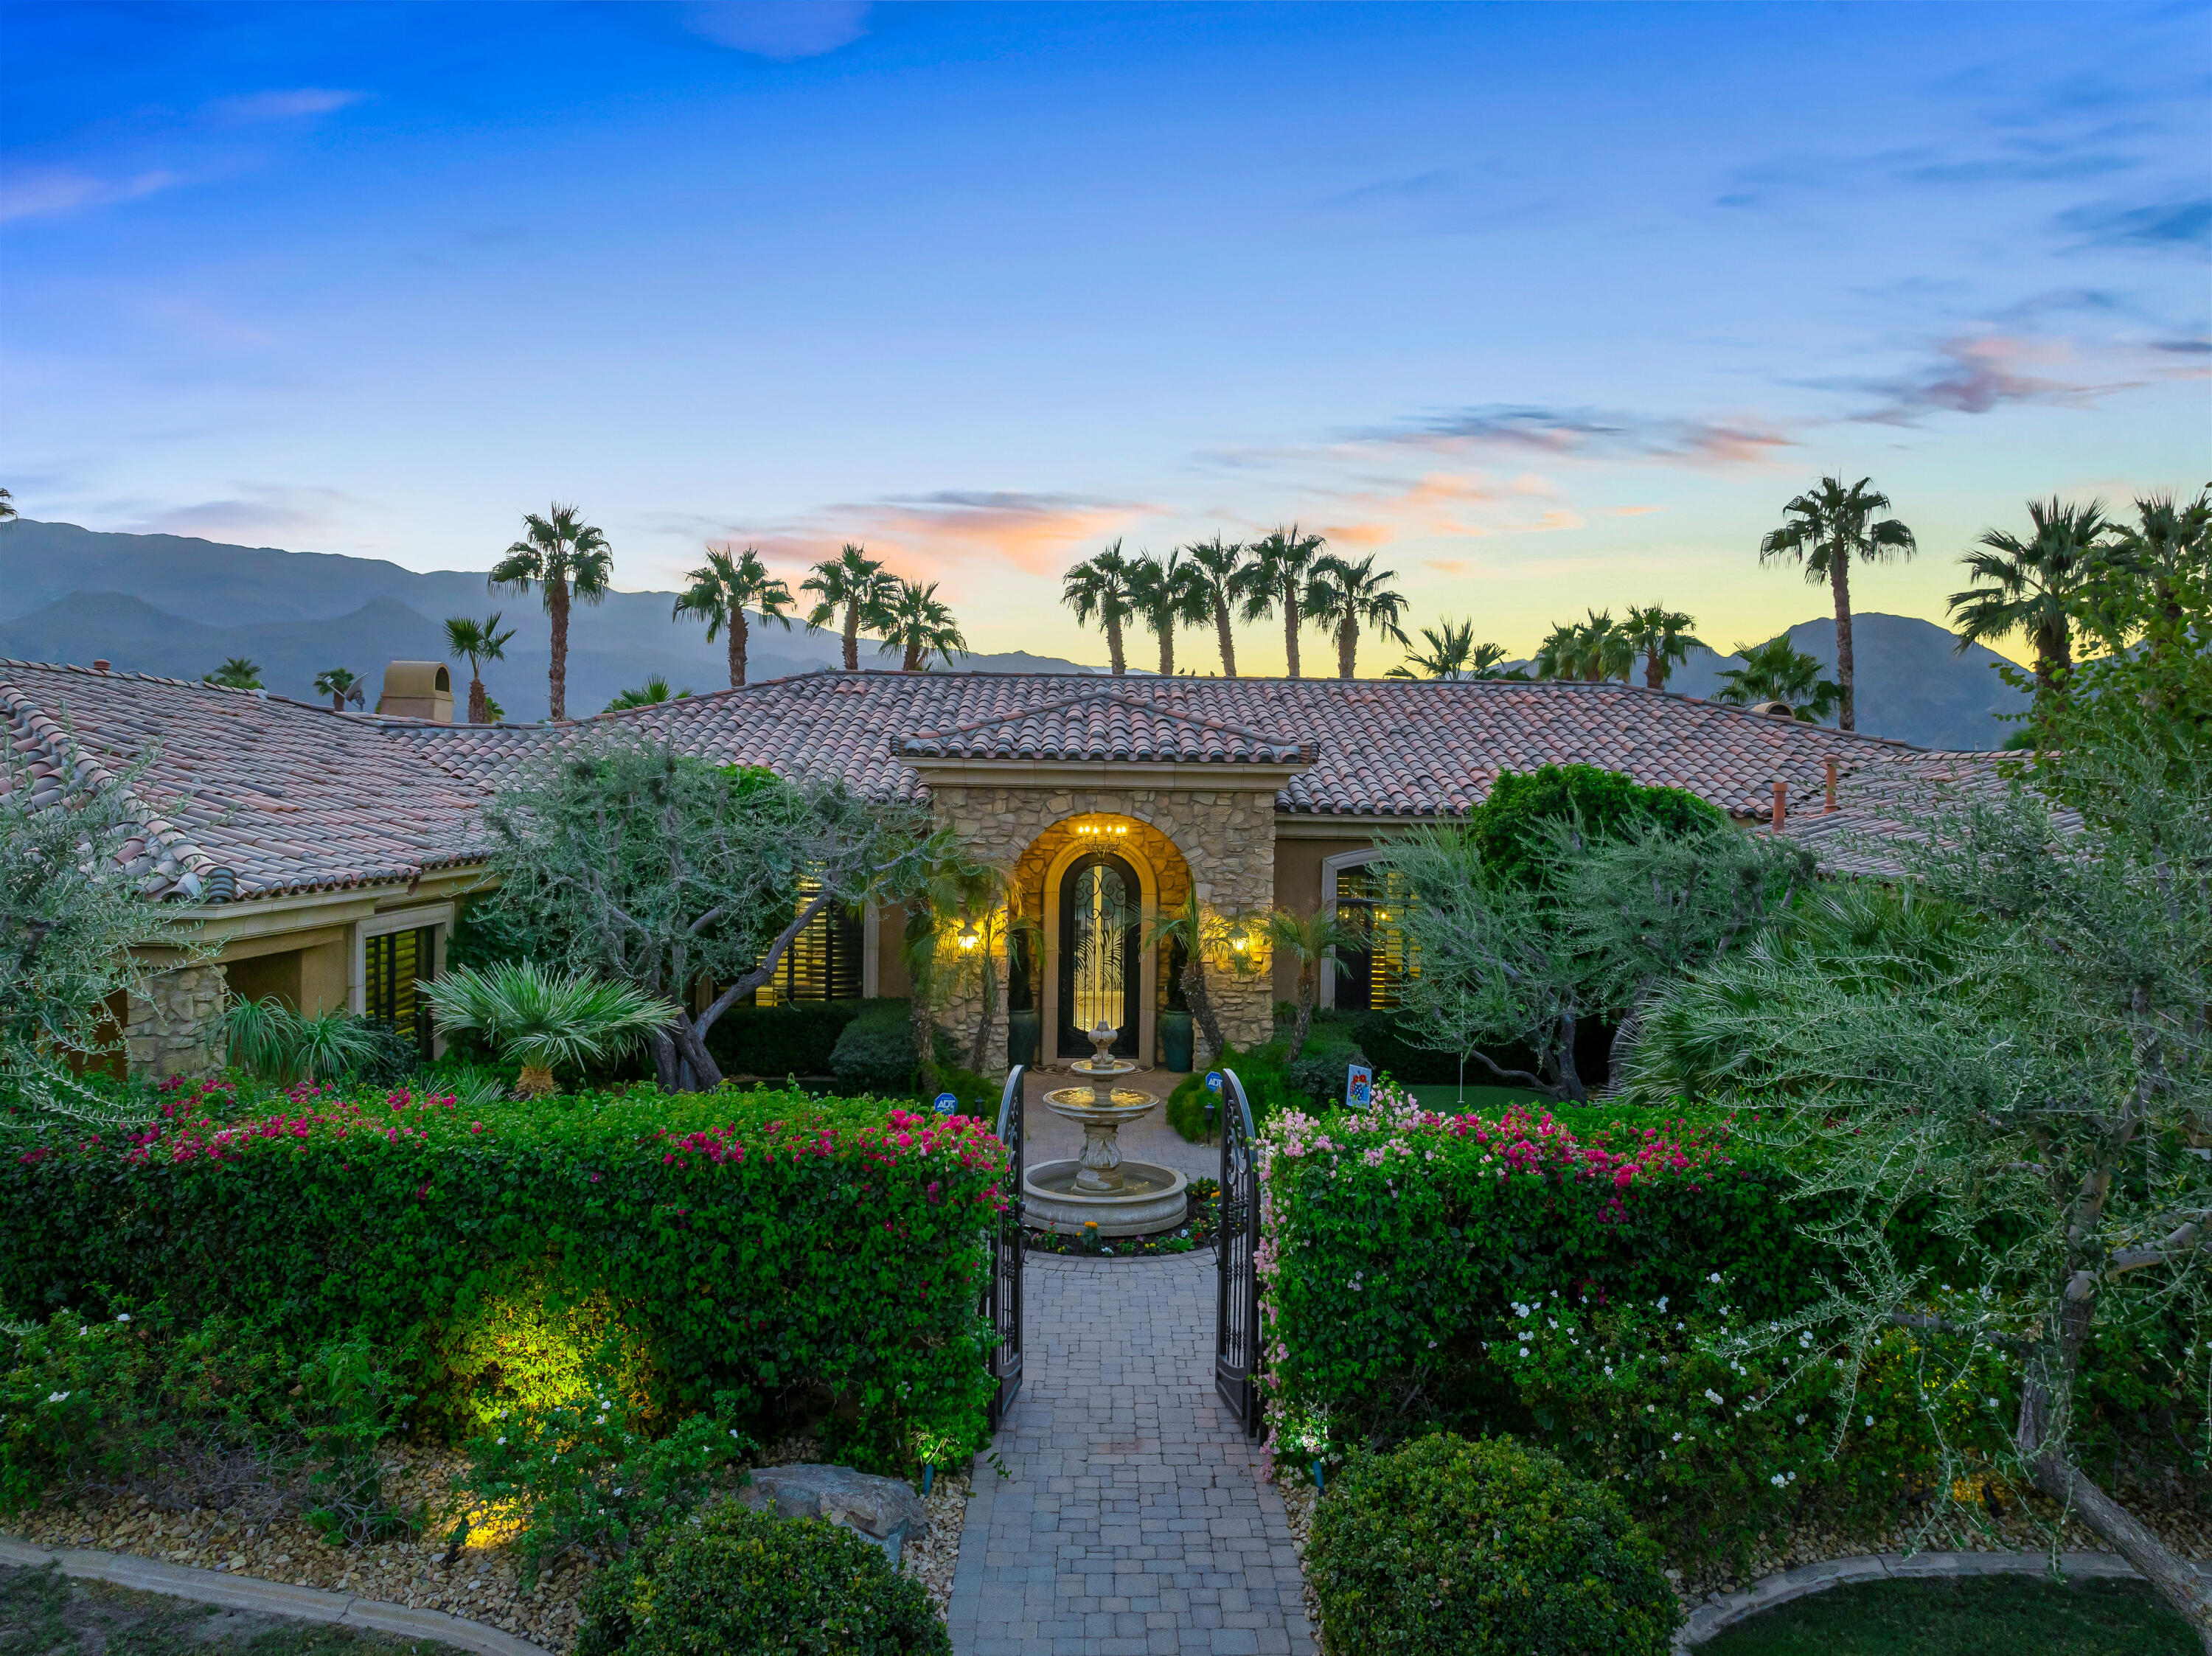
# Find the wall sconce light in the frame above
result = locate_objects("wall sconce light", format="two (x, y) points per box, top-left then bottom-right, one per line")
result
(1231, 935), (1248, 953)
(957, 921), (980, 950)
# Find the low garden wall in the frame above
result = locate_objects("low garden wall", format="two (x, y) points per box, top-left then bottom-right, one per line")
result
(1, 1076), (1009, 1467)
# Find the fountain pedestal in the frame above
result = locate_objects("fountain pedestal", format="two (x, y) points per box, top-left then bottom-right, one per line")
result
(1020, 1023), (1190, 1238)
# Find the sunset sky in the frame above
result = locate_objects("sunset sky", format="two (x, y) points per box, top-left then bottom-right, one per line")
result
(5, 1), (2208, 670)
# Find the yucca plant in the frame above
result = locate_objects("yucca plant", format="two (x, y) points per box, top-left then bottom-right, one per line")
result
(420, 963), (672, 1097)
(221, 997), (386, 1085)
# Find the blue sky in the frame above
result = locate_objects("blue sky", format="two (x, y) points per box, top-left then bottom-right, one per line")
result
(4, 1), (2208, 669)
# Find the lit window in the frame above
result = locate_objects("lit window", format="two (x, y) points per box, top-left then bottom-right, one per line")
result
(1333, 866), (1416, 1012)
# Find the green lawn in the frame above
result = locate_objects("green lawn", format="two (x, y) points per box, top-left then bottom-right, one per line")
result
(1700, 1574), (2197, 1656)
(0, 1565), (467, 1656)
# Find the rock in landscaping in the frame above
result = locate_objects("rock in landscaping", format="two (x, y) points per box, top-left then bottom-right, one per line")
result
(734, 1464), (929, 1567)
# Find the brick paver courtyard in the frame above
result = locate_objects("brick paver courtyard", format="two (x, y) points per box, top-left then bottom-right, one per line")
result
(945, 1250), (1315, 1656)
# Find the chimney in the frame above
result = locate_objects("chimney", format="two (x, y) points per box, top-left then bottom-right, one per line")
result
(92, 659), (110, 672)
(374, 661), (454, 723)
(1824, 757), (1838, 814)
(1771, 779), (1788, 832)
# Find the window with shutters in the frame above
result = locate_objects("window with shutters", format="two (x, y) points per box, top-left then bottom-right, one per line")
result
(363, 926), (435, 1057)
(1332, 866), (1416, 1012)
(754, 888), (865, 1004)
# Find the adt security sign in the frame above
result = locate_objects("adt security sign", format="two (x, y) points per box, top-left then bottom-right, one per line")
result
(1346, 1065), (1374, 1109)
(1204, 1071), (1222, 1094)
(933, 1092), (959, 1116)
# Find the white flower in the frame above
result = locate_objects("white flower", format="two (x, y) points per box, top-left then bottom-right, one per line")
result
(1657, 1297), (1669, 1312)
(1794, 1414), (1807, 1425)
(1672, 1432), (1683, 1441)
(1864, 1416), (1874, 1427)
(497, 1438), (506, 1445)
(115, 1313), (131, 1323)
(1707, 1273), (1721, 1284)
(46, 1391), (69, 1404)
(1703, 1388), (1725, 1406)
(730, 1429), (742, 1439)
(1517, 1347), (1531, 1359)
(1987, 1397), (2000, 1409)
(1770, 1473), (1787, 1487)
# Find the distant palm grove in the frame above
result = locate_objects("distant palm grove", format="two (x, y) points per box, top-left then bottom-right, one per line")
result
(154, 476), (2207, 734)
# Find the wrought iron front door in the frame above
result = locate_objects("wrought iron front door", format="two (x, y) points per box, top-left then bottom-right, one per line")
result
(1214, 1069), (1263, 1435)
(986, 1063), (1026, 1431)
(1057, 852), (1139, 1056)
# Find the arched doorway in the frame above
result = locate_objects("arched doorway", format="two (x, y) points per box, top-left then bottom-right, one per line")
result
(1057, 851), (1140, 1057)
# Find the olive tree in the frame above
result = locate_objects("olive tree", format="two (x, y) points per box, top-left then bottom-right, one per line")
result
(479, 733), (940, 1090)
(1, 738), (207, 1131)
(1625, 703), (2211, 1641)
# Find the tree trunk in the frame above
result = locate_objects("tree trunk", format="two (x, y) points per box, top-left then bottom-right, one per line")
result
(903, 639), (922, 672)
(1551, 1010), (1587, 1101)
(842, 603), (861, 672)
(911, 994), (938, 1093)
(669, 1015), (725, 1090)
(1107, 615), (1125, 675)
(1284, 585), (1301, 679)
(1290, 981), (1315, 1062)
(1338, 619), (1357, 680)
(1158, 627), (1174, 678)
(1645, 650), (1663, 692)
(1830, 554), (1854, 732)
(647, 1027), (680, 1090)
(548, 577), (571, 720)
(1183, 958), (1225, 1060)
(1214, 600), (1238, 678)
(730, 613), (748, 688)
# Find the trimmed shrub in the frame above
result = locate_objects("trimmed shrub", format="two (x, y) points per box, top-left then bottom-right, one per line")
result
(1282, 1017), (1368, 1108)
(576, 1500), (950, 1656)
(829, 999), (956, 1096)
(1307, 1433), (1678, 1655)
(0, 1077), (1009, 1474)
(703, 999), (868, 1081)
(1164, 1046), (1301, 1142)
(1468, 763), (1724, 892)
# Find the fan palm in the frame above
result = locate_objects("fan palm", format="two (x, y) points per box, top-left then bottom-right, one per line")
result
(313, 667), (365, 712)
(442, 612), (515, 724)
(1138, 891), (1261, 1063)
(1758, 475), (1916, 731)
(1180, 535), (1248, 678)
(801, 543), (894, 672)
(1304, 554), (1410, 679)
(604, 675), (691, 712)
(1532, 610), (1631, 683)
(203, 657), (263, 690)
(674, 544), (793, 689)
(421, 961), (672, 1098)
(1387, 618), (1509, 681)
(1127, 549), (1207, 677)
(1714, 636), (1842, 723)
(1263, 904), (1363, 1062)
(1239, 524), (1326, 679)
(487, 503), (613, 721)
(2090, 490), (2210, 666)
(1061, 541), (1141, 675)
(877, 579), (967, 672)
(1620, 605), (1703, 691)
(1950, 497), (2113, 715)
(0, 487), (14, 523)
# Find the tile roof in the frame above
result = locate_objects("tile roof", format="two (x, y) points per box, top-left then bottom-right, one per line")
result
(1, 660), (489, 902)
(7, 659), (2019, 901)
(1775, 748), (2079, 878)
(391, 668), (2000, 826)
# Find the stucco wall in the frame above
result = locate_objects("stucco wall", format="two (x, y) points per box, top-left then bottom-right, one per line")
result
(1270, 832), (1377, 1001)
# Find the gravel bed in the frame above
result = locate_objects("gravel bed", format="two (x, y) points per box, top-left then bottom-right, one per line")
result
(9, 1436), (976, 1654)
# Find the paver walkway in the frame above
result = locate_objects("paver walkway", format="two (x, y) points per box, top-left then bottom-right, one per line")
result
(945, 1250), (1315, 1656)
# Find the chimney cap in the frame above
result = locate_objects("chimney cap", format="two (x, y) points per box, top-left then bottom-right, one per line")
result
(92, 659), (111, 672)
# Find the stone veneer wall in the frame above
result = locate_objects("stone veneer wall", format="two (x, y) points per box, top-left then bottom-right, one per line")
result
(125, 962), (227, 1080)
(926, 782), (1280, 1068)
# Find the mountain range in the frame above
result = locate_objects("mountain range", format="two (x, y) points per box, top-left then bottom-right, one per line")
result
(0, 519), (2027, 748)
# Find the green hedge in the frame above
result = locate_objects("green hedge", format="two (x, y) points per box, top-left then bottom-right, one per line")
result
(0, 1076), (1009, 1471)
(703, 1000), (868, 1080)
(1307, 1433), (1678, 1655)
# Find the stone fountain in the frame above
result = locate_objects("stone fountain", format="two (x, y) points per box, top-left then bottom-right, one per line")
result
(1021, 1022), (1190, 1238)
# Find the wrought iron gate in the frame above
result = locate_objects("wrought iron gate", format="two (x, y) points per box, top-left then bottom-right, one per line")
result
(986, 1063), (1026, 1431)
(1214, 1068), (1263, 1435)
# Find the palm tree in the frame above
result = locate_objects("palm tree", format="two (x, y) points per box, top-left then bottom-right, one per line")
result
(1759, 476), (1916, 732)
(0, 487), (15, 523)
(1180, 535), (1248, 678)
(442, 612), (515, 724)
(1532, 610), (1630, 682)
(312, 667), (365, 712)
(481, 695), (507, 722)
(1620, 605), (1704, 691)
(2094, 490), (2210, 667)
(801, 544), (894, 672)
(877, 579), (967, 672)
(1127, 549), (1207, 677)
(1714, 636), (1842, 723)
(422, 961), (672, 1099)
(487, 503), (614, 721)
(1303, 554), (1411, 681)
(1950, 498), (2112, 719)
(1061, 540), (1141, 675)
(675, 544), (793, 689)
(1239, 524), (1326, 679)
(203, 657), (262, 689)
(1264, 904), (1363, 1062)
(1388, 619), (1475, 681)
(604, 675), (691, 712)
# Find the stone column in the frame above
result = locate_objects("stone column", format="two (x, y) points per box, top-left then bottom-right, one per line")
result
(125, 962), (228, 1081)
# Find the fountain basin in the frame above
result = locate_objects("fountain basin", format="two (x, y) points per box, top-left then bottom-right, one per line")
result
(1022, 1158), (1190, 1237)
